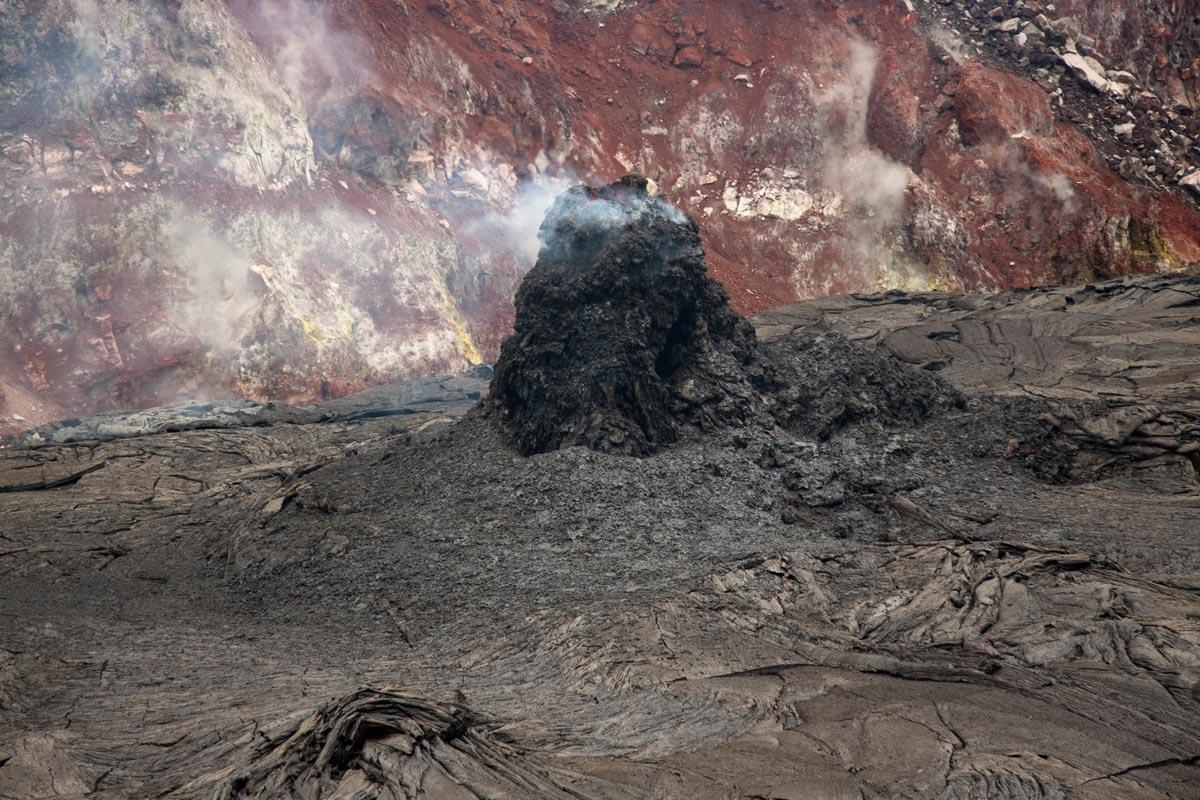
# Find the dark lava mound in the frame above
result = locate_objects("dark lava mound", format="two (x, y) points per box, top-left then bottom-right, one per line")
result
(489, 175), (774, 455)
(490, 175), (955, 455)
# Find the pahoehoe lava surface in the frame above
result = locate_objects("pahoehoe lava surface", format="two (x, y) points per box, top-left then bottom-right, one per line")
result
(2, 189), (1200, 797)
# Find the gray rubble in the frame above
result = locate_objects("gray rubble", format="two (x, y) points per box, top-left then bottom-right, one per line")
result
(916, 0), (1200, 199)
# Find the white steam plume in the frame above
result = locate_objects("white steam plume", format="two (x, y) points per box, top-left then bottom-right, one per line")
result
(165, 213), (260, 354)
(466, 171), (690, 269)
(815, 39), (922, 291)
(930, 26), (968, 65)
(258, 0), (373, 106)
(487, 173), (580, 264)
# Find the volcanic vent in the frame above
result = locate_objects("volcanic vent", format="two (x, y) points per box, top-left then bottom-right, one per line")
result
(489, 176), (775, 456)
(490, 175), (959, 457)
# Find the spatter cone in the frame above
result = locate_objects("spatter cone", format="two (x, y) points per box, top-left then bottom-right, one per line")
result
(489, 175), (775, 455)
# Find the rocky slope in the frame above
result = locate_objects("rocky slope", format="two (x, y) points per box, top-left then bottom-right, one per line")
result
(2, 244), (1199, 798)
(2, 0), (1200, 435)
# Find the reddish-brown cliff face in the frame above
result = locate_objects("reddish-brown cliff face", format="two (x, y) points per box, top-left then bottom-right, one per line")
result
(1, 0), (1198, 435)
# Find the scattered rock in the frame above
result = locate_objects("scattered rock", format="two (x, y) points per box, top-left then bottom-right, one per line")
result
(672, 46), (704, 68)
(726, 49), (754, 67)
(1062, 52), (1115, 94)
(1182, 169), (1200, 197)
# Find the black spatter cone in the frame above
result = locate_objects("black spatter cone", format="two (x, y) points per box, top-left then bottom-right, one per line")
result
(489, 175), (776, 456)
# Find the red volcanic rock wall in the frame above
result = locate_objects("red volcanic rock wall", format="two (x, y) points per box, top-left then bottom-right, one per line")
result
(1053, 0), (1200, 106)
(1, 0), (1198, 435)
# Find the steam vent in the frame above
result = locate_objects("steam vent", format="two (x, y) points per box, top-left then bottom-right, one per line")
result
(489, 175), (957, 457)
(489, 176), (773, 455)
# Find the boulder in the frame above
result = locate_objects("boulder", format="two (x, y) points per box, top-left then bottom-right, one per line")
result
(1182, 169), (1200, 197)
